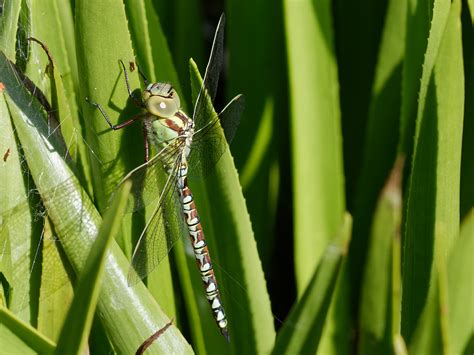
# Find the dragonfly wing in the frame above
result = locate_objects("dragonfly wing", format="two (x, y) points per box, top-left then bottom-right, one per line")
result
(127, 156), (187, 285)
(192, 13), (225, 131)
(188, 94), (245, 178)
(216, 93), (245, 145)
(114, 138), (185, 213)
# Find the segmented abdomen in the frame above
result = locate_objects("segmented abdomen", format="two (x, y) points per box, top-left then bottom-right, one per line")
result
(177, 161), (229, 341)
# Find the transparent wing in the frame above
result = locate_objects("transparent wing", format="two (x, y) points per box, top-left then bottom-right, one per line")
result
(215, 94), (245, 145)
(127, 155), (187, 285)
(192, 13), (225, 131)
(188, 94), (245, 178)
(116, 138), (186, 213)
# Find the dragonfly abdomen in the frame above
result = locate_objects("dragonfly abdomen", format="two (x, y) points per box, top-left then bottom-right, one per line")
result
(178, 162), (230, 341)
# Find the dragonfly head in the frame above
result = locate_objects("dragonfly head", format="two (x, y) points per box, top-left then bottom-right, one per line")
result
(143, 82), (181, 118)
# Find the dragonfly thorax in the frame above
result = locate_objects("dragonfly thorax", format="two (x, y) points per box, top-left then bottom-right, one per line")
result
(145, 110), (194, 162)
(143, 82), (181, 118)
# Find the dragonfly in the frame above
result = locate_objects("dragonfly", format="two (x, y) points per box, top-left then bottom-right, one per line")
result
(87, 14), (244, 342)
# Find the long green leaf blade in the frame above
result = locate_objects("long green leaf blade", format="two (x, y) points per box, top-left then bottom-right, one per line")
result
(75, 0), (142, 210)
(190, 58), (275, 354)
(37, 219), (74, 342)
(284, 2), (347, 353)
(55, 181), (131, 354)
(399, 0), (434, 155)
(0, 84), (38, 325)
(283, 0), (345, 294)
(0, 0), (21, 59)
(402, 0), (464, 343)
(351, 0), (406, 306)
(0, 307), (56, 354)
(447, 209), (474, 354)
(359, 158), (403, 354)
(124, 0), (182, 97)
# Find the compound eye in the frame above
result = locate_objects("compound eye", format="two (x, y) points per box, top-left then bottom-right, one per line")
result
(146, 95), (179, 117)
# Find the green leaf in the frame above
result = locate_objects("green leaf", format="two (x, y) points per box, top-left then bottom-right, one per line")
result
(190, 58), (275, 353)
(171, 241), (207, 353)
(0, 307), (56, 355)
(283, 0), (346, 294)
(408, 274), (445, 354)
(0, 0), (21, 59)
(446, 209), (474, 354)
(55, 181), (131, 354)
(124, 0), (182, 97)
(0, 87), (39, 325)
(37, 219), (74, 342)
(399, 0), (434, 155)
(29, 1), (90, 194)
(75, 0), (142, 210)
(54, 0), (79, 95)
(272, 214), (352, 354)
(28, 0), (79, 113)
(402, 0), (464, 343)
(351, 0), (406, 306)
(284, 2), (346, 353)
(409, 210), (452, 355)
(25, 35), (93, 196)
(470, 0), (474, 23)
(359, 158), (403, 354)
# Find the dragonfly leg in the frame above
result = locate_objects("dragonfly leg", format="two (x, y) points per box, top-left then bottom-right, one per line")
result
(86, 97), (145, 130)
(119, 60), (145, 108)
(142, 125), (150, 162)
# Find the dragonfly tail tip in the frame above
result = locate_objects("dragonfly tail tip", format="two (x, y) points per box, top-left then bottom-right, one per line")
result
(222, 329), (231, 343)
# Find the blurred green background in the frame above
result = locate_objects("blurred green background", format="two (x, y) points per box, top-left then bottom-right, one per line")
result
(0, 0), (473, 354)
